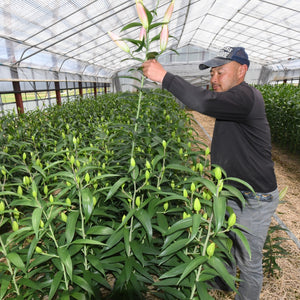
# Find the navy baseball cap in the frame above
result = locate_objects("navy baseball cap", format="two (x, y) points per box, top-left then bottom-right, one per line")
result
(199, 46), (250, 70)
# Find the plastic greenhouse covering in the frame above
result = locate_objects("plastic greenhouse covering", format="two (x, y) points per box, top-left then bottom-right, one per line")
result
(0, 0), (300, 88)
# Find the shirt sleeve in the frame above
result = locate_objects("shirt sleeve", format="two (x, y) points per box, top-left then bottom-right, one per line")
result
(162, 72), (254, 121)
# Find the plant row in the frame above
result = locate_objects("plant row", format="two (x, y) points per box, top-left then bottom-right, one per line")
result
(256, 84), (300, 153)
(0, 90), (250, 299)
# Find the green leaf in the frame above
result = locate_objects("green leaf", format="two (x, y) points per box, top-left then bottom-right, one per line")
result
(28, 255), (52, 269)
(159, 262), (190, 280)
(196, 281), (214, 300)
(6, 252), (26, 272)
(87, 255), (105, 275)
(72, 239), (106, 246)
(155, 286), (186, 299)
(131, 240), (144, 266)
(106, 177), (128, 201)
(57, 247), (73, 280)
(72, 275), (94, 296)
(135, 208), (152, 240)
(156, 213), (168, 233)
(124, 227), (130, 257)
(178, 256), (207, 284)
(121, 22), (142, 31)
(190, 214), (203, 240)
(104, 228), (124, 250)
(86, 225), (114, 236)
(226, 177), (255, 193)
(81, 188), (93, 222)
(231, 228), (251, 259)
(65, 211), (79, 244)
(164, 218), (192, 237)
(49, 271), (63, 300)
(18, 278), (42, 291)
(222, 184), (245, 206)
(165, 163), (196, 174)
(0, 274), (10, 299)
(159, 238), (189, 257)
(32, 207), (42, 238)
(207, 256), (237, 292)
(213, 195), (226, 233)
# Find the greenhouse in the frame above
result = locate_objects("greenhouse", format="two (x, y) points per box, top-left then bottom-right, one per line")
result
(0, 0), (299, 299)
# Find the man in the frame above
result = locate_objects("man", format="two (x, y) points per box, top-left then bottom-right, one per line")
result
(142, 46), (279, 300)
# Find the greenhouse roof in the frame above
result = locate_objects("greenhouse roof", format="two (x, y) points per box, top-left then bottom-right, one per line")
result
(0, 0), (299, 80)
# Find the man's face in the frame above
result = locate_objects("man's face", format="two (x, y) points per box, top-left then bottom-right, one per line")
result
(210, 61), (244, 92)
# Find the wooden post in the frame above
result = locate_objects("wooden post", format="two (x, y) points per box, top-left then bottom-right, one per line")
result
(104, 83), (107, 94)
(79, 81), (83, 97)
(93, 82), (97, 97)
(55, 81), (62, 106)
(13, 80), (24, 114)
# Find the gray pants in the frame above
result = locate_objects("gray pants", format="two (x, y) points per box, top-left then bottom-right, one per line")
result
(227, 189), (279, 300)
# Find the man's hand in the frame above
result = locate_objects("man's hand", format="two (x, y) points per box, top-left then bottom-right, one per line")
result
(142, 60), (167, 83)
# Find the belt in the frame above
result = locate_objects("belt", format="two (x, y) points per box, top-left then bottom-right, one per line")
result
(241, 191), (273, 202)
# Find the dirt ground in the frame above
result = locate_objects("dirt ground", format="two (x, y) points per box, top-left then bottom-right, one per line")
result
(190, 111), (300, 300)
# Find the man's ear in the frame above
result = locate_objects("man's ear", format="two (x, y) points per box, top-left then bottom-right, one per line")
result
(239, 64), (248, 78)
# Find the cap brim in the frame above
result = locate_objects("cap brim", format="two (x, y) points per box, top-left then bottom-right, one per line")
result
(199, 57), (231, 70)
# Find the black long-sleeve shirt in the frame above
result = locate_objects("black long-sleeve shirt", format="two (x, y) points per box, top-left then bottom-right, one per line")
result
(162, 72), (277, 193)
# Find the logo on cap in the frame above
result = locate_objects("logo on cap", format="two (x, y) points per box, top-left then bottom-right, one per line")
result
(218, 46), (233, 59)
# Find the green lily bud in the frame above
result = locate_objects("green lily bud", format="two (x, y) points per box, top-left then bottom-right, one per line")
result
(66, 198), (71, 206)
(228, 213), (237, 228)
(93, 196), (97, 207)
(122, 214), (126, 223)
(203, 213), (208, 220)
(207, 242), (215, 258)
(183, 188), (188, 198)
(194, 198), (201, 213)
(17, 186), (23, 196)
(162, 140), (167, 149)
(171, 180), (175, 189)
(49, 195), (54, 203)
(22, 152), (26, 161)
(0, 201), (5, 212)
(61, 212), (68, 222)
(85, 173), (90, 183)
(191, 182), (196, 193)
(39, 220), (44, 228)
(145, 160), (151, 169)
(214, 167), (222, 180)
(135, 196), (141, 208)
(205, 147), (210, 156)
(197, 163), (204, 173)
(32, 190), (37, 199)
(14, 208), (20, 220)
(73, 136), (77, 145)
(163, 202), (168, 211)
(35, 246), (43, 254)
(145, 170), (150, 180)
(44, 185), (48, 195)
(130, 157), (136, 168)
(12, 220), (19, 232)
(70, 155), (75, 165)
